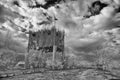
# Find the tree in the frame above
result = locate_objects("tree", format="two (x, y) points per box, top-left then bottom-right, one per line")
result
(94, 38), (120, 71)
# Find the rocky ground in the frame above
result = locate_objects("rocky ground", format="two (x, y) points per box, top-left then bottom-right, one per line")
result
(1, 69), (120, 80)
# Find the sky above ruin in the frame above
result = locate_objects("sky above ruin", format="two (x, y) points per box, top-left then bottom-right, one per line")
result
(0, 0), (120, 56)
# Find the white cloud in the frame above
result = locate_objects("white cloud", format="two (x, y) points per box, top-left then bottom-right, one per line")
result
(66, 34), (105, 52)
(0, 31), (26, 53)
(0, 0), (120, 53)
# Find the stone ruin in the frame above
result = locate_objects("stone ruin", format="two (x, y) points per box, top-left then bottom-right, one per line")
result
(26, 27), (65, 68)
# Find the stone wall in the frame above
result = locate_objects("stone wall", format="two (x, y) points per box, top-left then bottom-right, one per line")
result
(26, 27), (65, 68)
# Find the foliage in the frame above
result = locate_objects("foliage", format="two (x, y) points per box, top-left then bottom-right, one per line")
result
(0, 48), (26, 70)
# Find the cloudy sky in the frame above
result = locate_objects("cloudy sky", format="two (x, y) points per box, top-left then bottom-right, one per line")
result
(0, 0), (120, 56)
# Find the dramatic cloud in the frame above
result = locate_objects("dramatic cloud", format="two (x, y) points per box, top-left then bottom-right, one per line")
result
(0, 0), (120, 53)
(62, 0), (120, 52)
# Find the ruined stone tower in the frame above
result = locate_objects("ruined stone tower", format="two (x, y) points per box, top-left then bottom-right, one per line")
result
(26, 27), (65, 68)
